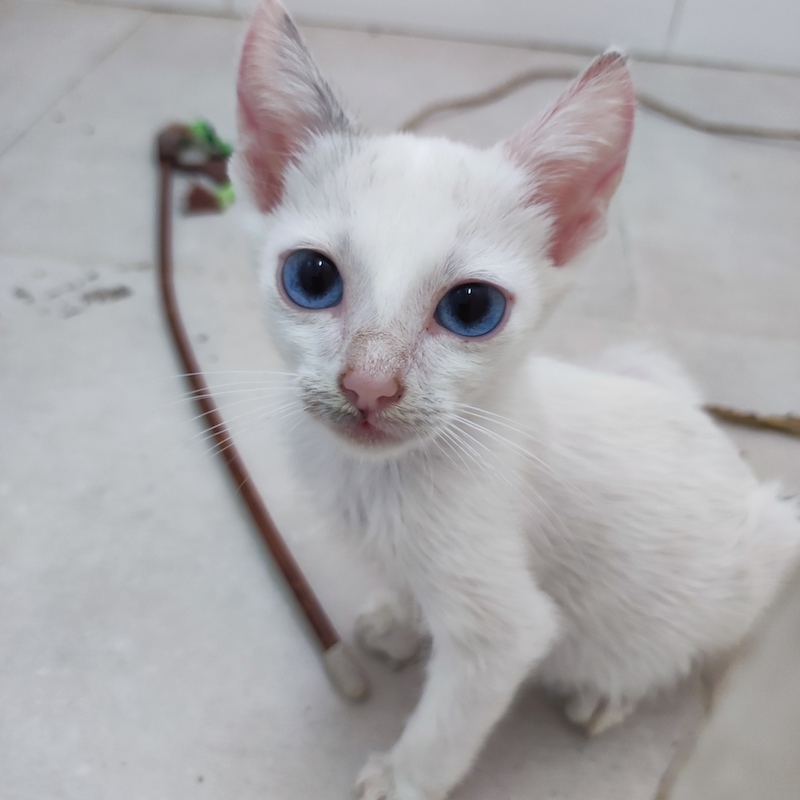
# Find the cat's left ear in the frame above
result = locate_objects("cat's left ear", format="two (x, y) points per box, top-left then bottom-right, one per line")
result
(236, 0), (354, 213)
(503, 51), (635, 266)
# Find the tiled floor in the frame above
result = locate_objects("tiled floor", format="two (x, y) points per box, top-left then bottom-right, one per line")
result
(2, 2), (799, 799)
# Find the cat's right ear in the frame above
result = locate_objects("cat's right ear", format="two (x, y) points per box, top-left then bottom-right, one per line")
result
(236, 0), (353, 213)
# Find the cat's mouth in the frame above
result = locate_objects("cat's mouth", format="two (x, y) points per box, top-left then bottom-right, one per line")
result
(346, 417), (392, 442)
(315, 407), (420, 450)
(300, 387), (435, 450)
(336, 413), (406, 447)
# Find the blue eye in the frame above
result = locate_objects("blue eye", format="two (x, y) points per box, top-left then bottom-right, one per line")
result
(434, 282), (506, 337)
(282, 250), (343, 309)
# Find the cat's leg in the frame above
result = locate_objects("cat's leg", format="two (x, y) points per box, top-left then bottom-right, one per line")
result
(563, 688), (637, 736)
(355, 590), (428, 669)
(354, 571), (559, 800)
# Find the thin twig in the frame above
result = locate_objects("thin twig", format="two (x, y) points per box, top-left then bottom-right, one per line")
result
(400, 67), (800, 142)
(705, 405), (800, 437)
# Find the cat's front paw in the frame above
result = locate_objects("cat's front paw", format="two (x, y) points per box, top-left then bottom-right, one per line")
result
(354, 753), (396, 800)
(354, 754), (426, 800)
(355, 602), (426, 670)
(564, 690), (636, 736)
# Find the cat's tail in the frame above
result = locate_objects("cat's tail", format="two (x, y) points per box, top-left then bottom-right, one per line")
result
(592, 341), (703, 406)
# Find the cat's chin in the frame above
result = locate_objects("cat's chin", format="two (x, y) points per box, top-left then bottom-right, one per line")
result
(329, 418), (421, 457)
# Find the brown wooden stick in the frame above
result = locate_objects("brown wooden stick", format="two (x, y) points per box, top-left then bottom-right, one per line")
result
(155, 130), (369, 700)
(704, 405), (800, 437)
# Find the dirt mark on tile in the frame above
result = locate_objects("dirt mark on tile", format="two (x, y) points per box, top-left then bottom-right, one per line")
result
(9, 270), (133, 319)
(82, 286), (133, 304)
(13, 287), (34, 304)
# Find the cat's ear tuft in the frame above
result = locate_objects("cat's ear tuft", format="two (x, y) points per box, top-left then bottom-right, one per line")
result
(236, 0), (353, 212)
(504, 50), (635, 266)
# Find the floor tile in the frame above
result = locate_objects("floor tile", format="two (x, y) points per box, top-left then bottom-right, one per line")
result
(631, 60), (800, 132)
(0, 10), (244, 268)
(664, 567), (800, 800)
(669, 0), (800, 72)
(0, 0), (146, 154)
(623, 114), (800, 339)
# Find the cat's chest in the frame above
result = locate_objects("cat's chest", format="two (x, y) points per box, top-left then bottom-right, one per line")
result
(293, 434), (442, 554)
(332, 459), (428, 546)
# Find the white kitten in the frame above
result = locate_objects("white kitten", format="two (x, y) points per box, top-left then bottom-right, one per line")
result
(234, 3), (800, 798)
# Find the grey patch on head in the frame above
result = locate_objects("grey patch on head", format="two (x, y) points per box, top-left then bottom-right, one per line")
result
(62, 304), (81, 318)
(281, 14), (358, 137)
(82, 286), (133, 304)
(13, 287), (34, 304)
(302, 386), (360, 427)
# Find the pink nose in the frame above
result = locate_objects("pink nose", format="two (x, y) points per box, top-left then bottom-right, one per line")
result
(341, 371), (402, 412)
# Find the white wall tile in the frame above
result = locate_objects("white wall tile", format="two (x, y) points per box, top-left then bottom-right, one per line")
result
(50, 0), (800, 71)
(235, 0), (676, 54)
(670, 0), (800, 71)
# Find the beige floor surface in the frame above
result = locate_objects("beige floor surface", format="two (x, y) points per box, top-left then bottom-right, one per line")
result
(2, 2), (799, 798)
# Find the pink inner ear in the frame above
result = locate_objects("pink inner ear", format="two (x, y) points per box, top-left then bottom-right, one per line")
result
(540, 153), (629, 266)
(506, 52), (635, 267)
(236, 21), (290, 213)
(236, 87), (287, 213)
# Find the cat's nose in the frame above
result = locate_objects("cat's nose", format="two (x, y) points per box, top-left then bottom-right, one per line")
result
(341, 371), (402, 412)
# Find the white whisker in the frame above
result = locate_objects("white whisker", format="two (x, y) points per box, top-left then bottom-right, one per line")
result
(454, 404), (591, 504)
(437, 427), (473, 474)
(446, 418), (585, 567)
(189, 397), (299, 444)
(195, 403), (302, 462)
(176, 369), (296, 379)
(181, 391), (295, 425)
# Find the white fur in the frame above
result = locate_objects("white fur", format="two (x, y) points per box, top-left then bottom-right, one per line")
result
(590, 340), (705, 406)
(235, 5), (800, 798)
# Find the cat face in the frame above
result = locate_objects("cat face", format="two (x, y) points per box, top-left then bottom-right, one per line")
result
(235, 0), (634, 456)
(254, 134), (551, 453)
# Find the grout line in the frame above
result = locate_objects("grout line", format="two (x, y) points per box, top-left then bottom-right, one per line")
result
(0, 12), (150, 161)
(58, 0), (242, 21)
(0, 247), (156, 271)
(666, 0), (688, 53)
(291, 18), (800, 79)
